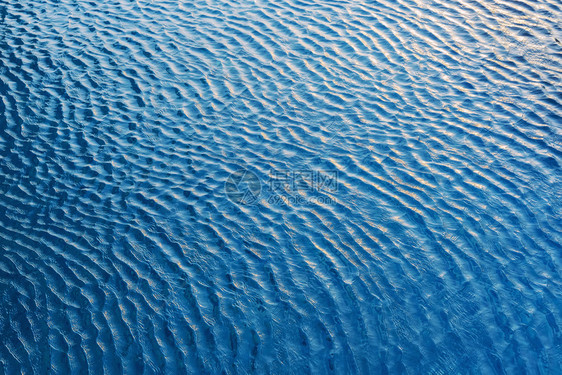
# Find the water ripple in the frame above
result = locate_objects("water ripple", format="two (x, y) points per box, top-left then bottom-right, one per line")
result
(1, 0), (561, 373)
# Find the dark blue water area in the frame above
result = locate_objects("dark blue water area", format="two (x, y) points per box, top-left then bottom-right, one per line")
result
(0, 0), (561, 373)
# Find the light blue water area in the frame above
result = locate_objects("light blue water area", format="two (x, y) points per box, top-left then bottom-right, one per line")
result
(0, 0), (561, 373)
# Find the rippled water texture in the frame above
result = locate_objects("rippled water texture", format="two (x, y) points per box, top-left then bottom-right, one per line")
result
(1, 0), (561, 373)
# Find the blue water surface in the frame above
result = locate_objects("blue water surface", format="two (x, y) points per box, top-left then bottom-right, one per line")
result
(0, 0), (561, 373)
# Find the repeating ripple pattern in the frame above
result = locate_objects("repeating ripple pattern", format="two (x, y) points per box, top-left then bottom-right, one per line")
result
(0, 0), (561, 373)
